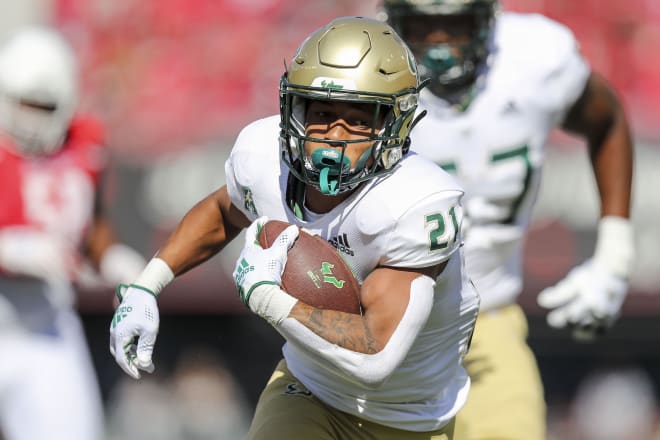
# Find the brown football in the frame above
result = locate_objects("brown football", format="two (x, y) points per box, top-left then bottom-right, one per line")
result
(258, 220), (361, 315)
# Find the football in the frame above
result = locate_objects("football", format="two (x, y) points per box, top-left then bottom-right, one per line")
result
(258, 220), (361, 315)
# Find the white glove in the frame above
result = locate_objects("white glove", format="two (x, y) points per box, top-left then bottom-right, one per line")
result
(537, 217), (634, 340)
(109, 284), (159, 379)
(76, 244), (147, 290)
(233, 216), (299, 326)
(0, 227), (77, 282)
(537, 260), (627, 339)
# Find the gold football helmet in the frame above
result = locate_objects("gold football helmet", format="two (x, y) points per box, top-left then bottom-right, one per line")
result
(279, 16), (426, 195)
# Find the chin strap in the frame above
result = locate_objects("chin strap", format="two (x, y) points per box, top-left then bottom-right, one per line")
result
(318, 167), (339, 195)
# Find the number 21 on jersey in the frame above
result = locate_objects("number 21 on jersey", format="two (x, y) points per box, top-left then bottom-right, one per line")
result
(425, 206), (460, 251)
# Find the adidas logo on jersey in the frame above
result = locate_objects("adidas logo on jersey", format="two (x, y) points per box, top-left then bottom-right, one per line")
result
(502, 100), (519, 115)
(328, 233), (354, 256)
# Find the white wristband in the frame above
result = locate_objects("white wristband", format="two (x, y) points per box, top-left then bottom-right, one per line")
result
(593, 216), (634, 279)
(249, 284), (297, 326)
(133, 257), (175, 296)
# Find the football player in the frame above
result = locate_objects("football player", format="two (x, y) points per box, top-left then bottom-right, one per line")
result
(109, 17), (479, 439)
(382, 1), (635, 439)
(0, 27), (146, 440)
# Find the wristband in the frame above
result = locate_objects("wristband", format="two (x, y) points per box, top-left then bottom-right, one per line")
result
(593, 216), (634, 279)
(133, 257), (175, 296)
(249, 284), (298, 326)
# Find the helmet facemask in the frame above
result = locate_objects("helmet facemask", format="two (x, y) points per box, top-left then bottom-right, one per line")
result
(384, 0), (497, 104)
(0, 97), (69, 155)
(280, 80), (418, 196)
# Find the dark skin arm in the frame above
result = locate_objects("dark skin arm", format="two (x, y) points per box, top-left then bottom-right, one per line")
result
(157, 185), (250, 276)
(288, 263), (444, 354)
(81, 216), (116, 269)
(561, 72), (633, 218)
(80, 176), (121, 269)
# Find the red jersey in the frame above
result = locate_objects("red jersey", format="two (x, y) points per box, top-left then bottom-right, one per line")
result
(0, 115), (108, 248)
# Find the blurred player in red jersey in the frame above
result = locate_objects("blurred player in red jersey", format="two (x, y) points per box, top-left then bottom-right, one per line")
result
(0, 26), (146, 440)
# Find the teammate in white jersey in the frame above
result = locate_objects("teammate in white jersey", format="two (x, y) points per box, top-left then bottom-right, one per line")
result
(109, 16), (479, 439)
(383, 1), (635, 439)
(0, 27), (146, 440)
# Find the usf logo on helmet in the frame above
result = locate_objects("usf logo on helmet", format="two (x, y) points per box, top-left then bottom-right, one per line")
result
(279, 16), (427, 195)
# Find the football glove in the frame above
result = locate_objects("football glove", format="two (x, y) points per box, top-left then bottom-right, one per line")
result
(109, 284), (159, 379)
(537, 216), (634, 340)
(233, 217), (298, 326)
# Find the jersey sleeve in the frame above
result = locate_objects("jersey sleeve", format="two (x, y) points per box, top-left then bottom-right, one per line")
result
(66, 115), (109, 182)
(69, 115), (104, 146)
(223, 119), (271, 221)
(380, 190), (464, 269)
(224, 146), (249, 219)
(522, 15), (591, 125)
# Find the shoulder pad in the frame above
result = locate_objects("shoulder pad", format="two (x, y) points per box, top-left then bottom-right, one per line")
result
(356, 154), (465, 268)
(495, 13), (590, 118)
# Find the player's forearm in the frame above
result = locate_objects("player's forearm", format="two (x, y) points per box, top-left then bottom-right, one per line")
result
(157, 201), (226, 276)
(590, 106), (633, 218)
(158, 187), (246, 276)
(279, 276), (436, 389)
(80, 217), (146, 285)
(289, 302), (378, 354)
(564, 73), (633, 219)
(81, 217), (116, 269)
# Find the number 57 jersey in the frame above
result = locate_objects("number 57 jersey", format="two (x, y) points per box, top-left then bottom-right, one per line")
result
(410, 13), (591, 312)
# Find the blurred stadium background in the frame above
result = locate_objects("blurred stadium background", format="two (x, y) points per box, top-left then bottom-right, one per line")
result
(2, 0), (660, 438)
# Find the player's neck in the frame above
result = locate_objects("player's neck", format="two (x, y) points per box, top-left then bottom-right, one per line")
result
(304, 185), (353, 214)
(428, 83), (477, 112)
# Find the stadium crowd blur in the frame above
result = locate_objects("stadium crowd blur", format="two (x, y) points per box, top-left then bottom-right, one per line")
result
(2, 0), (660, 438)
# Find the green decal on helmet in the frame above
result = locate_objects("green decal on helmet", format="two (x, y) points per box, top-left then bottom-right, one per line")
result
(320, 79), (344, 90)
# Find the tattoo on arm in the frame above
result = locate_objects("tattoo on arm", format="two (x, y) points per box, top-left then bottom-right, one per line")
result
(291, 302), (378, 354)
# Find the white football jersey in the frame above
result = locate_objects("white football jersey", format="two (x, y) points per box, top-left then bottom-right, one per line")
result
(225, 115), (480, 431)
(410, 13), (590, 311)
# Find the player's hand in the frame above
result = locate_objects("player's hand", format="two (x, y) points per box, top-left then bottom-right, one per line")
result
(537, 217), (633, 341)
(109, 284), (159, 379)
(233, 216), (299, 325)
(0, 228), (77, 282)
(537, 259), (627, 340)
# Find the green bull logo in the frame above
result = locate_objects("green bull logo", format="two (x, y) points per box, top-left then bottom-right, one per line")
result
(307, 262), (345, 289)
